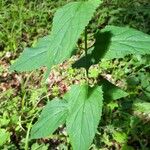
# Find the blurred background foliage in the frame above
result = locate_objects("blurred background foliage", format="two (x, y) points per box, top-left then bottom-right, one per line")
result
(0, 0), (150, 149)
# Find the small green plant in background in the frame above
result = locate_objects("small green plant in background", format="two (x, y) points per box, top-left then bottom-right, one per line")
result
(10, 0), (150, 149)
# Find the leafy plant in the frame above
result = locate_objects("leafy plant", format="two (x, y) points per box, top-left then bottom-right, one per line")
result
(10, 0), (150, 149)
(0, 128), (11, 146)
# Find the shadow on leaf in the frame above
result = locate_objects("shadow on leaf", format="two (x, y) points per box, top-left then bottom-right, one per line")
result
(72, 31), (112, 69)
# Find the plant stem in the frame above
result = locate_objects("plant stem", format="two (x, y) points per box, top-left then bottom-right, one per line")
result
(84, 27), (88, 78)
(24, 110), (40, 150)
(24, 121), (32, 150)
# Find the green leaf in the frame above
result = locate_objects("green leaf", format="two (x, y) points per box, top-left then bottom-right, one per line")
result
(112, 131), (127, 144)
(133, 99), (150, 114)
(10, 36), (50, 71)
(73, 25), (150, 69)
(0, 128), (10, 146)
(30, 98), (68, 139)
(46, 0), (101, 71)
(66, 84), (103, 150)
(31, 143), (49, 150)
(95, 25), (150, 60)
(10, 0), (101, 73)
(99, 77), (128, 101)
(132, 99), (150, 121)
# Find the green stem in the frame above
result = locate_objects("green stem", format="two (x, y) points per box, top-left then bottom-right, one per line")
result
(84, 27), (88, 78)
(21, 71), (33, 111)
(24, 110), (40, 150)
(24, 121), (32, 150)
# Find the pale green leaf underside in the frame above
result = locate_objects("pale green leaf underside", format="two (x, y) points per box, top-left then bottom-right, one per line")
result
(66, 84), (103, 150)
(98, 26), (150, 60)
(30, 99), (68, 139)
(10, 0), (101, 72)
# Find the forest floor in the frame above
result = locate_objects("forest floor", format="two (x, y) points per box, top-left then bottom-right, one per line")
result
(0, 0), (150, 149)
